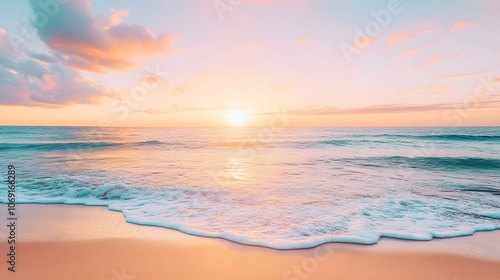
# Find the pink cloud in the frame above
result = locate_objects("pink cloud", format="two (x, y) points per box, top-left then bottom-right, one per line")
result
(108, 8), (130, 27)
(0, 52), (115, 107)
(427, 53), (465, 64)
(453, 21), (476, 30)
(394, 84), (451, 96)
(30, 0), (177, 73)
(388, 33), (411, 44)
(354, 37), (373, 48)
(0, 29), (14, 53)
(441, 70), (490, 79)
(386, 24), (436, 49)
(260, 101), (500, 116)
(294, 38), (314, 46)
(400, 48), (420, 58)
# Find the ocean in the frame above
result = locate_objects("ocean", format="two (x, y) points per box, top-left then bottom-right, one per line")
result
(1, 126), (499, 249)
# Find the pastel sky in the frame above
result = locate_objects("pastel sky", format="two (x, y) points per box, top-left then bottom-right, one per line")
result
(0, 0), (499, 127)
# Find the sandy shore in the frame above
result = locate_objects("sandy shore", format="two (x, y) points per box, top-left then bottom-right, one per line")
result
(0, 204), (499, 280)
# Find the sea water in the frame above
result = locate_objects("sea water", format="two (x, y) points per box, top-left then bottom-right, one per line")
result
(0, 126), (499, 249)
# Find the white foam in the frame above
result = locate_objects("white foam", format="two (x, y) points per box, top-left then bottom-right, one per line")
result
(2, 179), (500, 249)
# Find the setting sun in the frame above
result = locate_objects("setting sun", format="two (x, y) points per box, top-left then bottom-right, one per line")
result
(226, 109), (250, 126)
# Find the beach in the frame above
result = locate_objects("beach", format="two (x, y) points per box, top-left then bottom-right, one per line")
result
(1, 204), (499, 280)
(1, 0), (499, 278)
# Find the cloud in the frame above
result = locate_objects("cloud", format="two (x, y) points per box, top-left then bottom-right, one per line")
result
(412, 85), (449, 91)
(400, 48), (420, 58)
(441, 70), (490, 79)
(387, 33), (411, 44)
(453, 21), (476, 30)
(28, 0), (177, 73)
(0, 29), (14, 53)
(0, 52), (115, 107)
(257, 100), (500, 116)
(108, 8), (130, 27)
(135, 106), (225, 114)
(427, 53), (465, 64)
(387, 33), (412, 49)
(294, 38), (314, 46)
(354, 37), (373, 48)
(386, 24), (436, 49)
(133, 70), (192, 96)
(290, 104), (452, 115)
(394, 84), (451, 96)
(135, 74), (170, 89)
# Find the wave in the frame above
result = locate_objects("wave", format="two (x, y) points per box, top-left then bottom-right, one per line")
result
(304, 139), (390, 147)
(376, 134), (500, 141)
(0, 140), (173, 151)
(323, 156), (500, 170)
(286, 134), (500, 147)
(2, 134), (499, 152)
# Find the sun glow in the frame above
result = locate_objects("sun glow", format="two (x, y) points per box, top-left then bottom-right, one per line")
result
(226, 109), (250, 126)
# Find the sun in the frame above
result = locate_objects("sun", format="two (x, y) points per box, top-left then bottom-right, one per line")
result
(226, 109), (250, 126)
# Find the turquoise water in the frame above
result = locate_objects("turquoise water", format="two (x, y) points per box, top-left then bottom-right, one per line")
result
(1, 126), (499, 249)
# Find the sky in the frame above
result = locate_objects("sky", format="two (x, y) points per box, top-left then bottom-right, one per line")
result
(0, 0), (499, 127)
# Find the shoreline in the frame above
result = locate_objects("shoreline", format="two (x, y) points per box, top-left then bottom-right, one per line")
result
(0, 204), (499, 279)
(3, 202), (500, 254)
